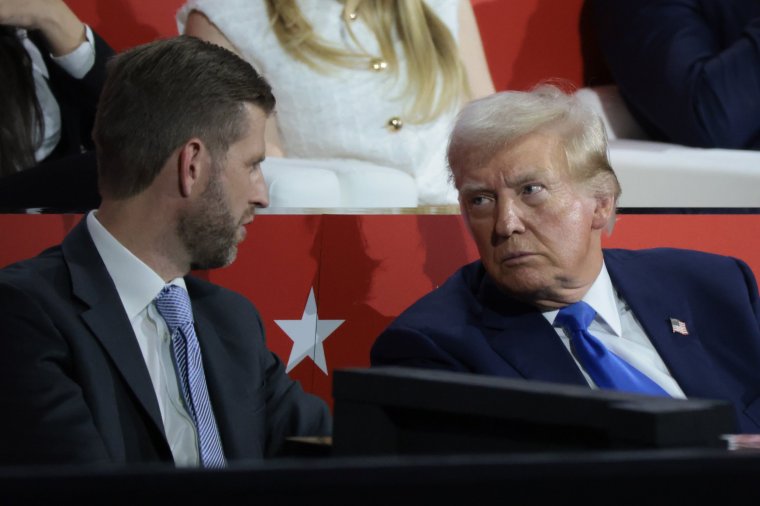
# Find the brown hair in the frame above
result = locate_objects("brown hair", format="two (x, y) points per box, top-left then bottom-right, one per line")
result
(93, 35), (275, 199)
(0, 27), (44, 176)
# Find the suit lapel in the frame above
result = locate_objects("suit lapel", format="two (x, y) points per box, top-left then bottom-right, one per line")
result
(189, 281), (259, 459)
(604, 250), (730, 400)
(62, 219), (167, 439)
(477, 273), (588, 386)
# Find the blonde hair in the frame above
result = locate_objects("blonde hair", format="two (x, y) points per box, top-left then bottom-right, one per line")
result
(448, 84), (621, 230)
(265, 0), (470, 123)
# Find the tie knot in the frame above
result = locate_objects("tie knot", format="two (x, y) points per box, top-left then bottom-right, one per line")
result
(555, 301), (596, 331)
(154, 284), (193, 331)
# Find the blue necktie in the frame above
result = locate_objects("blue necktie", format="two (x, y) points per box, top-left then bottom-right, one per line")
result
(154, 285), (227, 468)
(555, 301), (670, 397)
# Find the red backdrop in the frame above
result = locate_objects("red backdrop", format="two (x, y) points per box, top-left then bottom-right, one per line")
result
(2, 213), (759, 406)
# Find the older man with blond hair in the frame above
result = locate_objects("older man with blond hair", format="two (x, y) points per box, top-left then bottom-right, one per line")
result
(372, 84), (760, 434)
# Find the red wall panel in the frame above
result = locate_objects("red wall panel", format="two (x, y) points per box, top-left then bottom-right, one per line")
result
(473, 0), (586, 90)
(66, 0), (185, 52)
(2, 212), (759, 407)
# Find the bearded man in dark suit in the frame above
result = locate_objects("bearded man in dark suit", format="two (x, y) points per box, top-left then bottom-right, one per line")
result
(0, 35), (330, 467)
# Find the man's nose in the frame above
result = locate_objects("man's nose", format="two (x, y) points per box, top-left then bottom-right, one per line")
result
(251, 173), (269, 208)
(494, 198), (525, 237)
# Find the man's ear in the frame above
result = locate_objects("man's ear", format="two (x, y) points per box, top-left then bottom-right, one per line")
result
(177, 139), (207, 197)
(591, 194), (615, 231)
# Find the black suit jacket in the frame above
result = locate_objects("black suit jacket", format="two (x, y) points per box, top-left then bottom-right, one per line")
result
(0, 219), (330, 466)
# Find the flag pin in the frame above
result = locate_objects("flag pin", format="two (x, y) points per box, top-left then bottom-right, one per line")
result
(670, 317), (689, 335)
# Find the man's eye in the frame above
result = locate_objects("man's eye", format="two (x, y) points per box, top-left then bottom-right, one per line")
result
(522, 184), (544, 196)
(470, 195), (493, 206)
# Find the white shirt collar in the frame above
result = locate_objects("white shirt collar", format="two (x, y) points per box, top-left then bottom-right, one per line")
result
(86, 211), (186, 321)
(544, 262), (623, 337)
(17, 28), (48, 79)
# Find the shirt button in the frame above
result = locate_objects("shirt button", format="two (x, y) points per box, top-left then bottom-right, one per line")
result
(387, 116), (403, 131)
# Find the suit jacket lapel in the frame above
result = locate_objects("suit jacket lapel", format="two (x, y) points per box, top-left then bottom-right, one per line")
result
(604, 251), (730, 400)
(477, 272), (588, 386)
(62, 219), (166, 439)
(189, 281), (259, 459)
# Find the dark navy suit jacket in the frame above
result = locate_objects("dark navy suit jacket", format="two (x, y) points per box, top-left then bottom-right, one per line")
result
(372, 249), (760, 433)
(0, 219), (330, 466)
(593, 0), (760, 149)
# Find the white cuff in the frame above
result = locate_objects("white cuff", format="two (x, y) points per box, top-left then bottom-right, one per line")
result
(51, 24), (96, 79)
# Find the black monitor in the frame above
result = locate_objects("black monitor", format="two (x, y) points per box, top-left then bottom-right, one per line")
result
(332, 366), (736, 456)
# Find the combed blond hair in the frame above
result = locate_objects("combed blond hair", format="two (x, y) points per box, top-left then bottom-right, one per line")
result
(447, 84), (621, 230)
(265, 0), (470, 123)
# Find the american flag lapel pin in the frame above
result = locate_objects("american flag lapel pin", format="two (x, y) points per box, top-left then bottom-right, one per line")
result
(670, 317), (689, 335)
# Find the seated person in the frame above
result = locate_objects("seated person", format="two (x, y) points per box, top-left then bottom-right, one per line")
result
(178, 0), (494, 206)
(0, 0), (112, 209)
(592, 0), (760, 149)
(371, 84), (760, 434)
(0, 36), (330, 467)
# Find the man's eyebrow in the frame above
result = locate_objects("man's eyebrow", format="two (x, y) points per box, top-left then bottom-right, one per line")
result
(458, 182), (492, 194)
(503, 167), (553, 187)
(458, 167), (552, 194)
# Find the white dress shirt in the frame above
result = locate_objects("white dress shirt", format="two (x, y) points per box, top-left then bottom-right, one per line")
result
(18, 25), (96, 162)
(86, 211), (200, 466)
(543, 263), (686, 398)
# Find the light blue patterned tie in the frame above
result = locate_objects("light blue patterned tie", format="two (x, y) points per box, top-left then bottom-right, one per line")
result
(555, 301), (670, 397)
(154, 285), (226, 468)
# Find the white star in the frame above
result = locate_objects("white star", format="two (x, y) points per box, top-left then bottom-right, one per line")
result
(275, 287), (344, 374)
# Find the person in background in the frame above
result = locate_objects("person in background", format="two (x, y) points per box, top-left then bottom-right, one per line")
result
(178, 0), (494, 206)
(592, 0), (760, 149)
(371, 84), (760, 434)
(0, 0), (112, 175)
(0, 35), (330, 467)
(0, 0), (113, 211)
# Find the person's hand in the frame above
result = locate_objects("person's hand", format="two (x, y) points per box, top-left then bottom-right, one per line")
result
(0, 0), (85, 56)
